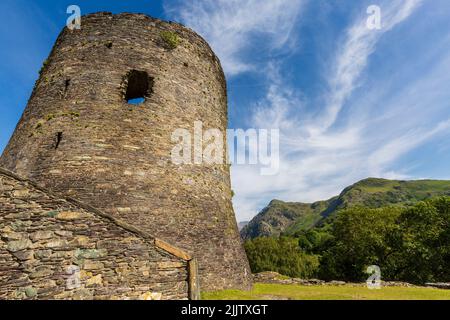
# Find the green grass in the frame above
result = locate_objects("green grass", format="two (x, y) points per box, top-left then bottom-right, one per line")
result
(285, 212), (322, 234)
(202, 283), (450, 300)
(357, 178), (450, 195)
(359, 182), (400, 193)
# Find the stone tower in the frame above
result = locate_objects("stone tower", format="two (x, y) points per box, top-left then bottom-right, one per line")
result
(0, 12), (252, 291)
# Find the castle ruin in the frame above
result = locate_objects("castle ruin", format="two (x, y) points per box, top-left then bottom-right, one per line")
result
(0, 12), (252, 299)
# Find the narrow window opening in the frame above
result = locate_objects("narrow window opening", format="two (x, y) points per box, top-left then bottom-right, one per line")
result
(64, 79), (71, 92)
(128, 97), (146, 105)
(55, 132), (63, 150)
(124, 70), (153, 105)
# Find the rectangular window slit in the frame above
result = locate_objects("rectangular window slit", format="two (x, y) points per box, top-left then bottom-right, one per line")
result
(64, 79), (71, 92)
(55, 132), (63, 149)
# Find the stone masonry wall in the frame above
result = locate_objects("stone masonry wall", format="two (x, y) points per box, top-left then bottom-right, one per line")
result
(0, 12), (252, 291)
(0, 169), (190, 300)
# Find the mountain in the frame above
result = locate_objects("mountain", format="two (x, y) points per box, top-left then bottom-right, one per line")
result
(238, 221), (249, 231)
(240, 178), (450, 239)
(239, 199), (332, 239)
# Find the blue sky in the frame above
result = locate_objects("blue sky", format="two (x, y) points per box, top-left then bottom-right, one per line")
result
(1, 0), (450, 222)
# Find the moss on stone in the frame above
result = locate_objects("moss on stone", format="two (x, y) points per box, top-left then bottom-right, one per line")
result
(39, 59), (48, 75)
(47, 210), (58, 218)
(24, 286), (38, 298)
(160, 31), (180, 50)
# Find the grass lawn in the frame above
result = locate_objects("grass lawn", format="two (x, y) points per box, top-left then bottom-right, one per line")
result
(202, 283), (450, 300)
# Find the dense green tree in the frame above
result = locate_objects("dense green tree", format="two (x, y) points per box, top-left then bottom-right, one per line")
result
(244, 237), (319, 278)
(393, 197), (450, 283)
(318, 206), (402, 281)
(244, 197), (450, 284)
(297, 228), (334, 254)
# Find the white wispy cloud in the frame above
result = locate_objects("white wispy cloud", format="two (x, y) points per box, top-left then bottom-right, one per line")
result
(368, 119), (450, 177)
(168, 0), (450, 222)
(317, 0), (424, 132)
(165, 0), (304, 75)
(232, 0), (450, 221)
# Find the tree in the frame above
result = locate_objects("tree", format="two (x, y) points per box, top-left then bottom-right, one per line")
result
(394, 197), (450, 283)
(318, 206), (402, 281)
(244, 197), (450, 284)
(244, 237), (319, 279)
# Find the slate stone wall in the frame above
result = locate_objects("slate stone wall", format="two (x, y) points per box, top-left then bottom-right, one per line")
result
(0, 12), (252, 291)
(0, 169), (190, 300)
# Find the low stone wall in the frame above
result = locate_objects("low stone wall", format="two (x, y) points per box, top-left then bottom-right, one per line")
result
(425, 283), (450, 290)
(253, 272), (422, 288)
(0, 168), (197, 300)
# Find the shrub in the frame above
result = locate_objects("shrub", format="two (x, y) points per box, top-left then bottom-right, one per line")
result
(160, 31), (180, 50)
(39, 59), (49, 75)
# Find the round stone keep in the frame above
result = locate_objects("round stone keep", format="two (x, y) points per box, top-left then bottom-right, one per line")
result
(0, 12), (252, 291)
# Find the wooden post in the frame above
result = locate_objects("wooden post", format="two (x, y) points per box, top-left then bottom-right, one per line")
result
(188, 258), (201, 300)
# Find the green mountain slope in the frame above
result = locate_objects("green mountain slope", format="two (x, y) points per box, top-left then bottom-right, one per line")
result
(240, 199), (332, 239)
(240, 178), (450, 239)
